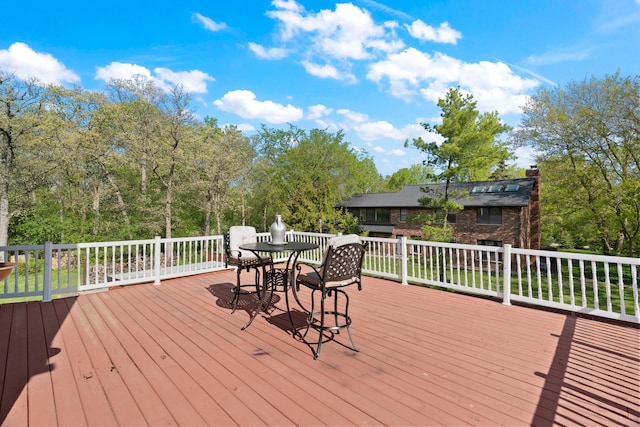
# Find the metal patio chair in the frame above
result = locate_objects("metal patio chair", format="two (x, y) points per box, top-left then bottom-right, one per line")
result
(296, 234), (365, 359)
(224, 226), (272, 313)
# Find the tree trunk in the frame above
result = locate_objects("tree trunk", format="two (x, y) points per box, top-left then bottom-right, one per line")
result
(92, 182), (102, 236)
(100, 161), (132, 239)
(204, 189), (212, 236)
(0, 197), (8, 251)
(165, 171), (173, 240)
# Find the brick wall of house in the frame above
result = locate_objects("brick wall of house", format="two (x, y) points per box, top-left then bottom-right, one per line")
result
(451, 208), (522, 246)
(388, 205), (539, 249)
(390, 208), (424, 238)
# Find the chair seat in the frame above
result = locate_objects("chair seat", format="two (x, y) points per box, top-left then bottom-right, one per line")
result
(228, 253), (270, 268)
(298, 271), (359, 289)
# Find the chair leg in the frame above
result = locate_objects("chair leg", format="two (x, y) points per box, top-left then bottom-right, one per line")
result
(303, 288), (359, 359)
(231, 269), (242, 314)
(340, 290), (359, 352)
(315, 294), (325, 359)
(231, 265), (266, 314)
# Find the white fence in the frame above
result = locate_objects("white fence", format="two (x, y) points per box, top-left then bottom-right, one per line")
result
(1, 232), (638, 324)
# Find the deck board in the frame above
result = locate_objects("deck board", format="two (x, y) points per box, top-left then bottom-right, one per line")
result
(1, 268), (638, 426)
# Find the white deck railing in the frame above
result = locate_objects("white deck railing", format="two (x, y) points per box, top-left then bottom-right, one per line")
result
(1, 232), (638, 323)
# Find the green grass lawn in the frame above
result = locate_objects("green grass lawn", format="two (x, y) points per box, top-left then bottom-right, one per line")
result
(0, 263), (81, 304)
(386, 254), (637, 315)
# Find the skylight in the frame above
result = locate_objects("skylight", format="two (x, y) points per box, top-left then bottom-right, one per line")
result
(471, 186), (485, 193)
(487, 185), (503, 193)
(504, 184), (520, 192)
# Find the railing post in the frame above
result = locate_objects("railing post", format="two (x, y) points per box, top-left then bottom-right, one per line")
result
(502, 244), (512, 306)
(43, 241), (53, 302)
(400, 236), (408, 285)
(154, 236), (162, 286)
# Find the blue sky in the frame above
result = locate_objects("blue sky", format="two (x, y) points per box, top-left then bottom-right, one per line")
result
(1, 0), (639, 177)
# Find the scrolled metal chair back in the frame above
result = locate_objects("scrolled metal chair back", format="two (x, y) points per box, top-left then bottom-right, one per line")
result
(322, 242), (365, 289)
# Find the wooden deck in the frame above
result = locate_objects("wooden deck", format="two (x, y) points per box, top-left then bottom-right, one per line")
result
(1, 268), (638, 426)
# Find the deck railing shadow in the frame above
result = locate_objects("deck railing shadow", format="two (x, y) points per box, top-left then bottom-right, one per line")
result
(532, 315), (640, 426)
(0, 298), (74, 425)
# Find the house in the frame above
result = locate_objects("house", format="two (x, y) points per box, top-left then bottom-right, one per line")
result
(339, 168), (541, 250)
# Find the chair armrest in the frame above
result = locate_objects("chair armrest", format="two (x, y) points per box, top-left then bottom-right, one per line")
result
(295, 261), (323, 276)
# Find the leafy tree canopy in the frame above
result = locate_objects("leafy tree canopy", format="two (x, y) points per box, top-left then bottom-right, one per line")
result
(253, 125), (380, 233)
(407, 87), (513, 184)
(405, 87), (513, 240)
(383, 163), (435, 191)
(513, 72), (640, 256)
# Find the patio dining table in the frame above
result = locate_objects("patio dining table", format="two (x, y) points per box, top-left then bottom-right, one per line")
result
(238, 241), (318, 332)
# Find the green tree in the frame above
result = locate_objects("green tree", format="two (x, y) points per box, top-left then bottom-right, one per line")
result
(383, 163), (435, 191)
(0, 71), (52, 247)
(513, 72), (640, 256)
(188, 119), (256, 235)
(406, 87), (512, 240)
(43, 85), (117, 240)
(255, 125), (380, 233)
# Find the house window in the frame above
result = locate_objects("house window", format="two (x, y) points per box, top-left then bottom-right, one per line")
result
(477, 239), (502, 247)
(434, 209), (456, 224)
(357, 208), (390, 223)
(400, 208), (408, 222)
(375, 208), (390, 222)
(348, 208), (361, 221)
(477, 207), (502, 225)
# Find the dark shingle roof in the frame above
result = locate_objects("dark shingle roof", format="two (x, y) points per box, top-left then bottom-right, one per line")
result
(339, 178), (536, 208)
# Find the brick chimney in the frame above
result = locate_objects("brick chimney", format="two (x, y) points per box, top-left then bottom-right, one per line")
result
(526, 167), (541, 250)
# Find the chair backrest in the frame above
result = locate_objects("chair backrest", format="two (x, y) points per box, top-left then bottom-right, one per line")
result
(228, 226), (257, 251)
(321, 235), (365, 289)
(225, 226), (260, 266)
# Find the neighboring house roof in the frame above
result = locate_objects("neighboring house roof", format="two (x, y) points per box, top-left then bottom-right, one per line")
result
(339, 177), (537, 208)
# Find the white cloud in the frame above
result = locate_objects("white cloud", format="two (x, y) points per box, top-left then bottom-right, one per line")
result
(307, 104), (333, 119)
(264, 0), (404, 79)
(367, 48), (538, 114)
(595, 2), (640, 32)
(248, 42), (289, 59)
(0, 42), (80, 85)
(213, 89), (304, 123)
(513, 145), (538, 169)
(221, 122), (256, 133)
(357, 0), (413, 20)
(523, 46), (594, 66)
(301, 60), (356, 82)
(406, 20), (462, 44)
(95, 62), (214, 93)
(154, 68), (214, 93)
(336, 108), (369, 123)
(192, 13), (227, 31)
(271, 0), (304, 12)
(336, 109), (425, 141)
(95, 62), (153, 82)
(367, 143), (405, 156)
(269, 2), (386, 60)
